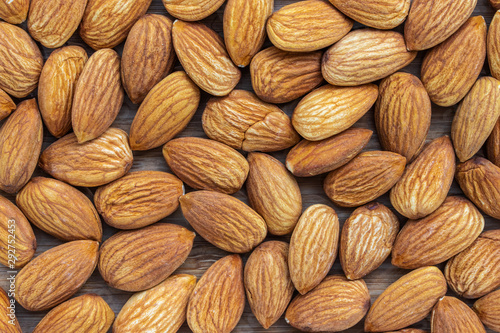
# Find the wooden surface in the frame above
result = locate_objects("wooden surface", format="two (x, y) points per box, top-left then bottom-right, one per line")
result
(1, 0), (499, 332)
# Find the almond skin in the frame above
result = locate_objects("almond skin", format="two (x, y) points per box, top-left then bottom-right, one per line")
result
(322, 29), (416, 86)
(0, 287), (21, 332)
(488, 11), (500, 80)
(246, 153), (302, 236)
(0, 0), (28, 24)
(392, 196), (484, 269)
(187, 255), (245, 333)
(491, 0), (500, 9)
(38, 46), (88, 138)
(289, 204), (339, 294)
(172, 20), (241, 96)
(431, 296), (486, 333)
(163, 137), (249, 194)
(292, 83), (378, 141)
(375, 72), (431, 162)
(121, 14), (175, 104)
(15, 240), (99, 312)
(364, 266), (447, 332)
(0, 88), (15, 121)
(324, 151), (406, 207)
(244, 241), (294, 329)
(286, 128), (373, 177)
(16, 177), (102, 242)
(94, 171), (184, 230)
(385, 330), (428, 333)
(340, 202), (399, 280)
(421, 16), (486, 107)
(487, 118), (500, 167)
(98, 223), (195, 292)
(129, 71), (200, 151)
(33, 294), (114, 333)
(390, 136), (456, 219)
(113, 274), (196, 333)
(179, 190), (267, 253)
(285, 275), (370, 332)
(250, 46), (323, 104)
(162, 0), (226, 21)
(0, 99), (43, 194)
(39, 128), (133, 187)
(267, 0), (353, 52)
(473, 289), (500, 332)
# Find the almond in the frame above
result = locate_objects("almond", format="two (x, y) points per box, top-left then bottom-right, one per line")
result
(375, 72), (431, 162)
(98, 223), (195, 292)
(385, 330), (428, 333)
(431, 296), (486, 333)
(250, 46), (323, 104)
(491, 0), (500, 9)
(364, 266), (447, 332)
(179, 190), (267, 253)
(15, 240), (99, 311)
(390, 136), (456, 219)
(172, 20), (241, 96)
(0, 0), (28, 24)
(322, 29), (416, 86)
(129, 71), (200, 151)
(33, 294), (114, 333)
(292, 83), (378, 141)
(473, 289), (500, 332)
(202, 90), (299, 152)
(421, 16), (486, 107)
(72, 48), (124, 143)
(38, 46), (88, 138)
(162, 0), (226, 21)
(244, 241), (294, 329)
(246, 153), (302, 236)
(0, 99), (43, 194)
(16, 177), (102, 242)
(392, 196), (484, 269)
(488, 11), (500, 80)
(340, 202), (399, 280)
(0, 287), (21, 332)
(113, 274), (196, 333)
(289, 204), (339, 294)
(121, 14), (175, 104)
(267, 0), (352, 52)
(187, 255), (245, 333)
(324, 151), (406, 207)
(285, 275), (370, 332)
(163, 137), (248, 194)
(94, 171), (184, 230)
(487, 118), (500, 167)
(0, 88), (15, 121)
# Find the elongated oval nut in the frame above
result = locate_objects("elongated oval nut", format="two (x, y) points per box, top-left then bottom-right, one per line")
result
(473, 289), (500, 332)
(162, 0), (226, 21)
(431, 296), (486, 333)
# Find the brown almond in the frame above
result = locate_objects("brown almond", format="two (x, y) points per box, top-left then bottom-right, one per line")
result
(488, 11), (500, 80)
(0, 88), (15, 121)
(162, 0), (226, 21)
(487, 118), (500, 167)
(385, 330), (428, 333)
(491, 0), (500, 9)
(0, 287), (21, 332)
(473, 289), (500, 332)
(432, 296), (486, 333)
(0, 0), (28, 24)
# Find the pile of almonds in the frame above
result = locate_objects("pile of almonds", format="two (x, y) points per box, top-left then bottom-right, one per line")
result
(0, 0), (499, 332)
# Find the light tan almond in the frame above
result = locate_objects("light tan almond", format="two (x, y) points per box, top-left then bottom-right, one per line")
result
(432, 296), (486, 333)
(473, 289), (500, 332)
(0, 0), (28, 24)
(488, 11), (500, 80)
(0, 88), (15, 121)
(487, 118), (500, 167)
(162, 0), (226, 21)
(0, 287), (21, 332)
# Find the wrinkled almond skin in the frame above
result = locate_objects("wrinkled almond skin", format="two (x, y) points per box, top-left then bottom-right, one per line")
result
(364, 266), (447, 332)
(202, 90), (299, 152)
(244, 241), (294, 329)
(187, 255), (245, 333)
(80, 0), (152, 50)
(340, 203), (399, 280)
(491, 0), (500, 9)
(72, 48), (124, 143)
(162, 0), (226, 21)
(432, 296), (486, 333)
(250, 46), (323, 104)
(0, 0), (28, 24)
(404, 0), (477, 51)
(473, 289), (500, 332)
(285, 275), (370, 332)
(0, 22), (43, 98)
(487, 119), (500, 167)
(375, 72), (431, 162)
(247, 153), (302, 236)
(172, 20), (241, 96)
(451, 76), (500, 162)
(98, 223), (195, 292)
(392, 196), (484, 269)
(322, 29), (416, 86)
(385, 330), (428, 333)
(0, 287), (21, 332)
(0, 99), (43, 194)
(179, 191), (267, 253)
(0, 88), (15, 121)
(421, 16), (486, 107)
(129, 71), (200, 151)
(16, 177), (102, 242)
(289, 204), (339, 294)
(94, 171), (184, 230)
(15, 240), (99, 312)
(267, 0), (352, 52)
(324, 151), (406, 207)
(33, 294), (114, 333)
(292, 83), (378, 141)
(163, 137), (248, 194)
(121, 14), (175, 104)
(113, 274), (196, 333)
(390, 136), (456, 219)
(488, 11), (500, 80)
(38, 128), (133, 187)
(38, 46), (88, 138)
